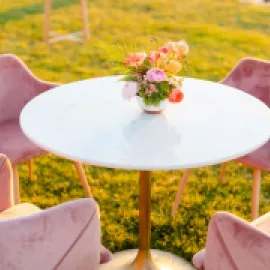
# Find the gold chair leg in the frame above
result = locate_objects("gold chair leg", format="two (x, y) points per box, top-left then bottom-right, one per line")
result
(28, 159), (33, 180)
(12, 165), (20, 204)
(43, 0), (52, 43)
(80, 0), (90, 42)
(171, 169), (192, 217)
(73, 162), (92, 197)
(219, 162), (227, 183)
(251, 168), (261, 220)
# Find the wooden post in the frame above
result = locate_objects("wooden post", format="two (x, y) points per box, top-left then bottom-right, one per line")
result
(73, 162), (92, 197)
(80, 0), (90, 42)
(43, 0), (52, 43)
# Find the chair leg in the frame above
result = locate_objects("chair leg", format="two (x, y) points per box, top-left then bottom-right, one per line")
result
(73, 162), (92, 197)
(80, 0), (90, 42)
(43, 0), (52, 43)
(12, 165), (20, 204)
(28, 159), (33, 180)
(171, 169), (192, 217)
(251, 168), (261, 221)
(219, 162), (227, 183)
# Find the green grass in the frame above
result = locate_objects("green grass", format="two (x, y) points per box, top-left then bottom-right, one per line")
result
(1, 0), (270, 262)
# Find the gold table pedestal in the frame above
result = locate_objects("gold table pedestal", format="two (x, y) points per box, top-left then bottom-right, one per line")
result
(100, 249), (195, 270)
(101, 171), (195, 270)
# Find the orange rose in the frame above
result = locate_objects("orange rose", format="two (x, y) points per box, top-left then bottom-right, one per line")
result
(123, 52), (147, 68)
(168, 89), (184, 103)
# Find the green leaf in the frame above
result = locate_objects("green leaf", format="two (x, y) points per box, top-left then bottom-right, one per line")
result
(118, 75), (137, 81)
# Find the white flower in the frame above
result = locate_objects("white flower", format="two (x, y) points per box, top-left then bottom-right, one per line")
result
(122, 82), (138, 100)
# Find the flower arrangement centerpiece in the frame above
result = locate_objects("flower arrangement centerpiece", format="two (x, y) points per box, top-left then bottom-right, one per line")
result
(121, 40), (189, 114)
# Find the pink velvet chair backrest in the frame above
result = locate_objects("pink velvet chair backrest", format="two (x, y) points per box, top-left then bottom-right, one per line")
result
(222, 58), (270, 106)
(0, 153), (112, 269)
(0, 153), (13, 211)
(0, 198), (109, 270)
(192, 211), (270, 270)
(0, 54), (59, 125)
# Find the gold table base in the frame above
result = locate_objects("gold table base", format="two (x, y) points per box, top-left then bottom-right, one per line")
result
(101, 171), (195, 270)
(100, 249), (195, 270)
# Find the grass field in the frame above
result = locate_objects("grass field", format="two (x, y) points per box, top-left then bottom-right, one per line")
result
(1, 0), (270, 262)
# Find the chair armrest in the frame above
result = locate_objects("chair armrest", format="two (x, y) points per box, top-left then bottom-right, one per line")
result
(0, 198), (103, 270)
(204, 212), (270, 270)
(36, 80), (60, 95)
(0, 154), (14, 211)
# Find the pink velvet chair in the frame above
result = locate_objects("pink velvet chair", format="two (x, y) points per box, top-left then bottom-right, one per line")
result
(0, 153), (112, 269)
(192, 211), (270, 270)
(172, 58), (270, 220)
(0, 54), (92, 204)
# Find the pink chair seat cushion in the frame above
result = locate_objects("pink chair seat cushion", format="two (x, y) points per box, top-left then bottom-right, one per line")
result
(236, 140), (270, 171)
(0, 203), (41, 219)
(0, 120), (47, 164)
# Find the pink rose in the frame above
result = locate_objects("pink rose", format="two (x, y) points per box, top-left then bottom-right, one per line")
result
(159, 46), (169, 54)
(163, 41), (176, 54)
(145, 68), (167, 82)
(122, 82), (138, 100)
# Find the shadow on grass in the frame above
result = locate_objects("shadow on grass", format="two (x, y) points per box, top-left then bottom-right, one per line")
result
(0, 0), (79, 24)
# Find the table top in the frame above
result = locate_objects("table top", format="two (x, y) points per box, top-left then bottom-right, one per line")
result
(20, 76), (270, 171)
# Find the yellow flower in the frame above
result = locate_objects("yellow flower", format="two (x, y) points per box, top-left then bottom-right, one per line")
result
(156, 53), (168, 69)
(165, 60), (182, 74)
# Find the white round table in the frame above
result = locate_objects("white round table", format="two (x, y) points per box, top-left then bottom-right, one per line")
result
(20, 76), (270, 270)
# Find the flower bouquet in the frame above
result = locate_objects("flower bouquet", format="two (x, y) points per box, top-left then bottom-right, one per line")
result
(121, 40), (189, 114)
